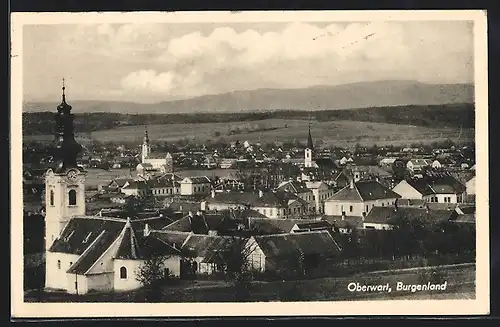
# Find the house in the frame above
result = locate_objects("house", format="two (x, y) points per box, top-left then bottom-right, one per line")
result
(276, 180), (315, 212)
(392, 176), (466, 203)
(251, 190), (309, 219)
(246, 230), (342, 273)
(200, 190), (260, 211)
(45, 216), (181, 295)
(304, 181), (335, 214)
(179, 176), (212, 196)
(466, 176), (475, 195)
(350, 165), (393, 183)
(406, 159), (432, 174)
(106, 178), (135, 192)
(120, 180), (150, 196)
(362, 206), (451, 230)
(324, 180), (401, 217)
(148, 177), (180, 197)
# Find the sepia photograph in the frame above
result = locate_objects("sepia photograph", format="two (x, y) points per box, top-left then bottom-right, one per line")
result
(11, 10), (489, 318)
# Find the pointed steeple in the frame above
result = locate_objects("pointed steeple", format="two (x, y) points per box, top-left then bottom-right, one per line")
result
(307, 122), (314, 150)
(143, 127), (150, 143)
(52, 78), (83, 172)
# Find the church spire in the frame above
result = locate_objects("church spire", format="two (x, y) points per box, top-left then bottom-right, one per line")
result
(52, 78), (83, 172)
(307, 122), (314, 150)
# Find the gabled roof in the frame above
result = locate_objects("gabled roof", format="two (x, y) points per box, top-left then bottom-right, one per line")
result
(405, 176), (466, 196)
(180, 234), (232, 259)
(121, 180), (149, 190)
(276, 180), (309, 193)
(327, 181), (401, 202)
(49, 216), (125, 255)
(253, 230), (341, 258)
(162, 213), (236, 234)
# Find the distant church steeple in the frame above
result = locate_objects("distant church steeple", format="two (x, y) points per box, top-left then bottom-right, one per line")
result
(52, 78), (83, 172)
(141, 127), (151, 163)
(305, 122), (314, 168)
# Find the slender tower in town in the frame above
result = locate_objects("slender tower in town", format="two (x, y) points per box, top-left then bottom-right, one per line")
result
(305, 122), (314, 168)
(44, 79), (86, 251)
(141, 127), (151, 163)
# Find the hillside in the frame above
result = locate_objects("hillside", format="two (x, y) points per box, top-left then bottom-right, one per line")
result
(21, 103), (475, 136)
(23, 80), (474, 114)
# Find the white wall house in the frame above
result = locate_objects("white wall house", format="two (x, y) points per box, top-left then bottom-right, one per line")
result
(466, 176), (476, 195)
(180, 176), (212, 196)
(392, 177), (466, 204)
(324, 180), (401, 217)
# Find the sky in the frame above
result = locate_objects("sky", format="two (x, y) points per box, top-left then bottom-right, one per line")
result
(22, 20), (474, 103)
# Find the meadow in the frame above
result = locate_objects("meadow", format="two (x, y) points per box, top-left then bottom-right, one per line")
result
(24, 119), (474, 148)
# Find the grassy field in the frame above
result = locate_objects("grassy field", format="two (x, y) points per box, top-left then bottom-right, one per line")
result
(24, 119), (474, 147)
(25, 264), (475, 303)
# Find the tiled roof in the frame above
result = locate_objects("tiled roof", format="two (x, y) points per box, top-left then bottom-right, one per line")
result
(49, 216), (125, 255)
(294, 220), (332, 230)
(147, 230), (192, 249)
(254, 230), (341, 258)
(363, 206), (452, 225)
(162, 213), (234, 234)
(327, 180), (401, 202)
(406, 176), (466, 196)
(181, 234), (231, 258)
(321, 215), (364, 229)
(276, 180), (309, 193)
(252, 190), (307, 208)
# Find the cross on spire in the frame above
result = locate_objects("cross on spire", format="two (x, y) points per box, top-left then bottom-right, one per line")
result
(62, 77), (66, 101)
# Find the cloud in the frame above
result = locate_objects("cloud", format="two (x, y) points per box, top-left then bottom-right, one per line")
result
(24, 21), (474, 102)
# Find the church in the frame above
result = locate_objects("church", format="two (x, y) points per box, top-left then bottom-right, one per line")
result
(43, 83), (180, 295)
(135, 128), (174, 179)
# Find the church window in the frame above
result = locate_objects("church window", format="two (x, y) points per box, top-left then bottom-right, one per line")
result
(68, 189), (77, 206)
(57, 260), (61, 270)
(120, 266), (127, 279)
(49, 190), (54, 206)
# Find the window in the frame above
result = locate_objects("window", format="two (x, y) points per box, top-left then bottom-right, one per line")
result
(49, 190), (54, 206)
(349, 205), (353, 212)
(382, 203), (385, 207)
(69, 261), (73, 266)
(366, 205), (369, 213)
(68, 189), (77, 206)
(57, 260), (61, 270)
(120, 266), (127, 279)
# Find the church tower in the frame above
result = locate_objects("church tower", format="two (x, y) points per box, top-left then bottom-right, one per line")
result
(44, 79), (86, 251)
(141, 128), (151, 163)
(305, 123), (314, 168)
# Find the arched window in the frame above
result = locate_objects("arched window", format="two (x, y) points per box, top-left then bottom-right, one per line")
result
(49, 190), (54, 206)
(120, 266), (127, 279)
(68, 190), (77, 206)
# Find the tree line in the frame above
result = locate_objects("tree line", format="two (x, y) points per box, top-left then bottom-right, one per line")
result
(22, 103), (474, 135)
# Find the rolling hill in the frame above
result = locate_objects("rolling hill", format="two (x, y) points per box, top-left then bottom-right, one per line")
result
(23, 80), (474, 114)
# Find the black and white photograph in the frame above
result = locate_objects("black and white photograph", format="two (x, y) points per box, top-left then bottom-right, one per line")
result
(11, 10), (489, 317)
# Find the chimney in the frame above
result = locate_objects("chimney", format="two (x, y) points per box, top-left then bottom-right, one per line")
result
(211, 189), (216, 198)
(196, 210), (202, 216)
(259, 189), (264, 198)
(179, 205), (183, 212)
(143, 223), (150, 237)
(188, 211), (193, 217)
(354, 172), (360, 182)
(349, 179), (354, 189)
(362, 211), (366, 221)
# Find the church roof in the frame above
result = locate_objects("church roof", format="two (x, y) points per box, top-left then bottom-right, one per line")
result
(307, 125), (314, 150)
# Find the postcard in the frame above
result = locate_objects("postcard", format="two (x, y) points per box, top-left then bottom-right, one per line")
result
(11, 10), (489, 318)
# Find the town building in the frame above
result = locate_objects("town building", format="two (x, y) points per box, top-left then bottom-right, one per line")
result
(324, 179), (401, 217)
(136, 128), (174, 178)
(392, 176), (467, 203)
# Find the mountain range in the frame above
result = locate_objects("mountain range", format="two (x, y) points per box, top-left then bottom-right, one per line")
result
(23, 80), (474, 114)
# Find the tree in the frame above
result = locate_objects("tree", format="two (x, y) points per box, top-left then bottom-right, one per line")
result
(135, 253), (171, 302)
(216, 235), (258, 301)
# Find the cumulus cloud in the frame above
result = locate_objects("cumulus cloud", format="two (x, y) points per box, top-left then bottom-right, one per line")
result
(23, 21), (474, 102)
